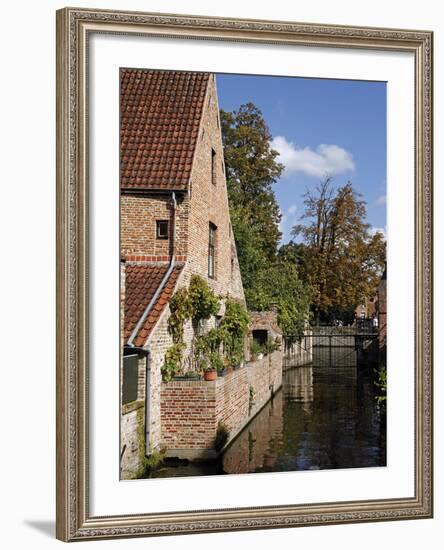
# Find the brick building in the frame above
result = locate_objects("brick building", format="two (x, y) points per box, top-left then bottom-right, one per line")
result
(120, 69), (248, 477)
(355, 296), (377, 320)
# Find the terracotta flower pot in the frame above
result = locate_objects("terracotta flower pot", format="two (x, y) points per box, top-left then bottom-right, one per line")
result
(204, 370), (217, 381)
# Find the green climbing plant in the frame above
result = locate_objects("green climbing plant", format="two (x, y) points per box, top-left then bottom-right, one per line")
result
(168, 287), (192, 343)
(374, 366), (387, 406)
(219, 299), (249, 367)
(193, 327), (225, 372)
(188, 275), (220, 326)
(161, 342), (186, 382)
(162, 279), (250, 380)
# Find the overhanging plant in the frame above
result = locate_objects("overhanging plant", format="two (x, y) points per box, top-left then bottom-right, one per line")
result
(219, 298), (249, 366)
(188, 274), (220, 331)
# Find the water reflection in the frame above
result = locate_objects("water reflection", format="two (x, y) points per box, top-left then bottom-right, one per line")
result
(284, 365), (314, 409)
(149, 364), (386, 478)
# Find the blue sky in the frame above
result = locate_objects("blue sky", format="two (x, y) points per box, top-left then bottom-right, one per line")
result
(216, 74), (387, 244)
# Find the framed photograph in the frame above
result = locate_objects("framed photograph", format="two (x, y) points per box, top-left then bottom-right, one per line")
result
(56, 7), (433, 541)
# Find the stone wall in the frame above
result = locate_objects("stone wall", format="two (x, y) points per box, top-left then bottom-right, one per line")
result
(160, 348), (283, 460)
(145, 300), (179, 451)
(120, 401), (144, 480)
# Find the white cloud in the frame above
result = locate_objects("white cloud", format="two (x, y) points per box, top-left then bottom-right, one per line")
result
(272, 136), (355, 178)
(287, 204), (297, 215)
(376, 194), (387, 205)
(278, 211), (287, 233)
(369, 226), (387, 239)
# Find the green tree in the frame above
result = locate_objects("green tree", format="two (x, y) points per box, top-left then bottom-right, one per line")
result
(277, 241), (307, 263)
(220, 103), (284, 260)
(220, 102), (311, 342)
(247, 260), (311, 343)
(292, 176), (386, 322)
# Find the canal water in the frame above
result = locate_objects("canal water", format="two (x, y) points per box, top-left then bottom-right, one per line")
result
(148, 363), (386, 478)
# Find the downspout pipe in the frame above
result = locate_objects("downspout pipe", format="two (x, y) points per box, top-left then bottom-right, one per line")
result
(125, 192), (177, 457)
(143, 348), (151, 455)
(126, 191), (177, 347)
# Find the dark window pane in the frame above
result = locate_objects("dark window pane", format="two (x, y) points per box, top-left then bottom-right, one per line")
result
(211, 149), (217, 185)
(156, 220), (168, 239)
(208, 223), (217, 278)
(122, 355), (139, 404)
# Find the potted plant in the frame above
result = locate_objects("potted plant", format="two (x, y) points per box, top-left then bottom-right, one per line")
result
(203, 365), (217, 381)
(203, 352), (224, 381)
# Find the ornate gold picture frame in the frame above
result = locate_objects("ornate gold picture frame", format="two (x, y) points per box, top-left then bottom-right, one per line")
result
(56, 7), (433, 541)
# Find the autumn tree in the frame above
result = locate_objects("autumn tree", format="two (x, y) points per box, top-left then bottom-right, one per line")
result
(292, 176), (386, 323)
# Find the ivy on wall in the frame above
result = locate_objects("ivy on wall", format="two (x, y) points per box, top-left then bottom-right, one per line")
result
(162, 275), (250, 381)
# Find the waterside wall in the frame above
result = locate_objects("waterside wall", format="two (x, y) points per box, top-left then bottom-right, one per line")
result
(160, 349), (283, 460)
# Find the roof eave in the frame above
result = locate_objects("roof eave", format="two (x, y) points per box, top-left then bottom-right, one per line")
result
(121, 187), (188, 195)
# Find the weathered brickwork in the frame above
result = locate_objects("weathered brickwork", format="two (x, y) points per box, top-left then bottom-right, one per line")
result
(160, 381), (218, 459)
(120, 401), (144, 479)
(185, 76), (245, 304)
(247, 352), (283, 418)
(215, 367), (249, 438)
(144, 284), (185, 451)
(121, 194), (189, 259)
(160, 350), (283, 460)
(247, 309), (282, 361)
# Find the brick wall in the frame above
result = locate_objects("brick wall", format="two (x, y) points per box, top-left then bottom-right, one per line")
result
(121, 194), (189, 259)
(186, 75), (245, 305)
(215, 367), (249, 437)
(247, 351), (283, 417)
(145, 295), (181, 450)
(160, 381), (217, 460)
(160, 349), (283, 460)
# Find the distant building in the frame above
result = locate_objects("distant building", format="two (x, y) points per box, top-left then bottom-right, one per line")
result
(355, 296), (377, 319)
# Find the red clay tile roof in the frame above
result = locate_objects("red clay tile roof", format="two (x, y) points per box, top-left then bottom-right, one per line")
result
(120, 69), (210, 191)
(124, 263), (184, 347)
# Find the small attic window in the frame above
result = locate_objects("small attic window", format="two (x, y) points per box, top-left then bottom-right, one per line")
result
(208, 222), (217, 279)
(156, 220), (169, 240)
(211, 148), (217, 185)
